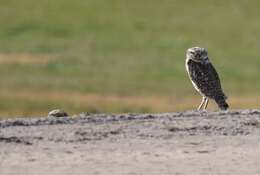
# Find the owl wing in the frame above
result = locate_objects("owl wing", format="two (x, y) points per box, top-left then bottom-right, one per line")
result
(187, 60), (226, 99)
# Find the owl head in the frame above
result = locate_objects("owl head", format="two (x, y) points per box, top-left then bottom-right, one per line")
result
(186, 47), (209, 64)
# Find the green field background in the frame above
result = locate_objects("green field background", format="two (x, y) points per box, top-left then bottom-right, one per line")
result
(0, 0), (260, 117)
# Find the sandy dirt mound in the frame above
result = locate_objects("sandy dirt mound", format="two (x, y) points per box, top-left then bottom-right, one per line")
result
(1, 110), (260, 175)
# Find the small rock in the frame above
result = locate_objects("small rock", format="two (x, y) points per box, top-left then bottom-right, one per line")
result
(48, 109), (69, 118)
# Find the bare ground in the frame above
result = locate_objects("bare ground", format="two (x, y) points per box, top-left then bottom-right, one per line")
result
(0, 110), (260, 175)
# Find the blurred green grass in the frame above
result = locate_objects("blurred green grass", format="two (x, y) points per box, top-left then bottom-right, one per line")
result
(0, 0), (260, 117)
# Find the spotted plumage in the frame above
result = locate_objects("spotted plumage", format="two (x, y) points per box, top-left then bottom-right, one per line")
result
(185, 47), (228, 110)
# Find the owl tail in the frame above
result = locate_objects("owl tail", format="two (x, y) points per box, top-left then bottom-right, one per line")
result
(215, 96), (229, 110)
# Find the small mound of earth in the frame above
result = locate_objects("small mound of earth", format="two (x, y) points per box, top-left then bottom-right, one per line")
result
(0, 110), (260, 175)
(48, 109), (69, 118)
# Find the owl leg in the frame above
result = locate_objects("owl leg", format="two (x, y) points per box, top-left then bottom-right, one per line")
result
(198, 97), (207, 110)
(203, 98), (209, 110)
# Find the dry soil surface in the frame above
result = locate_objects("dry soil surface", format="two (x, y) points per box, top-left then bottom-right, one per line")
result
(1, 110), (260, 175)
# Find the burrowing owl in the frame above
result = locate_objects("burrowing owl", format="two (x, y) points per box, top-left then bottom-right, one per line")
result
(185, 47), (229, 110)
